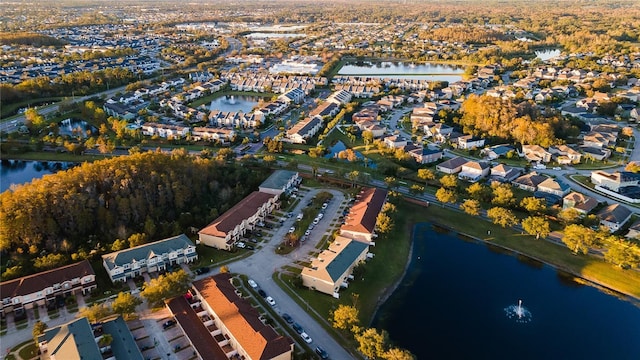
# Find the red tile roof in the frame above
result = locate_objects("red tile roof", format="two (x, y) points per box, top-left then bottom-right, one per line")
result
(166, 296), (229, 360)
(199, 191), (275, 237)
(0, 260), (95, 298)
(193, 274), (293, 360)
(340, 187), (388, 235)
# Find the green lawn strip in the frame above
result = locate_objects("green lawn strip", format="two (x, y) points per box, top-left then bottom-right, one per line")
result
(12, 340), (37, 360)
(418, 202), (640, 299)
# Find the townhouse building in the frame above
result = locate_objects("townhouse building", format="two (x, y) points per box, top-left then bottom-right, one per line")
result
(340, 187), (388, 242)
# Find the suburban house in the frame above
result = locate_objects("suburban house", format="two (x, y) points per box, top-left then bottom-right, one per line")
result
(0, 260), (96, 317)
(191, 127), (236, 143)
(102, 234), (197, 283)
(625, 220), (640, 239)
(596, 203), (633, 232)
(436, 156), (468, 174)
(383, 134), (409, 149)
(301, 235), (370, 297)
(38, 316), (143, 360)
(580, 146), (612, 161)
(549, 145), (582, 164)
(482, 144), (514, 160)
(352, 107), (379, 124)
(490, 164), (521, 183)
(406, 146), (443, 164)
(521, 145), (552, 163)
(277, 87), (305, 104)
(199, 191), (279, 250)
(562, 192), (599, 215)
(458, 161), (490, 182)
(310, 101), (340, 119)
(258, 170), (301, 196)
(326, 89), (353, 105)
(457, 135), (485, 150)
(286, 116), (323, 144)
(340, 187), (388, 242)
(591, 171), (640, 192)
(537, 177), (571, 197)
(358, 121), (386, 138)
(176, 273), (294, 360)
(141, 122), (190, 139)
(512, 172), (548, 192)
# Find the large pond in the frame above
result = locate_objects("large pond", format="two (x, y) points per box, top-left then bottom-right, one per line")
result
(324, 140), (376, 168)
(338, 61), (464, 82)
(373, 223), (640, 359)
(535, 49), (561, 61)
(209, 95), (262, 113)
(58, 118), (98, 138)
(0, 160), (77, 193)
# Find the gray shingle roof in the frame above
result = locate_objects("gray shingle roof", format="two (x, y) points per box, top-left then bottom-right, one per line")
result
(102, 234), (194, 270)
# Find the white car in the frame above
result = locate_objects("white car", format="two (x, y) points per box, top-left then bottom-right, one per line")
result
(313, 218), (319, 225)
(305, 230), (310, 236)
(266, 296), (276, 306)
(288, 227), (295, 233)
(300, 332), (313, 343)
(321, 203), (328, 209)
(317, 213), (323, 220)
(236, 241), (246, 249)
(248, 279), (258, 288)
(553, 167), (562, 170)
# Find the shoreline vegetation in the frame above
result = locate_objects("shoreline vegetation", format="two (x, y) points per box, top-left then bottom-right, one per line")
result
(367, 200), (640, 326)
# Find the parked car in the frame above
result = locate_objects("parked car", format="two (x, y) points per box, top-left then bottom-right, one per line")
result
(258, 289), (267, 298)
(288, 227), (295, 233)
(315, 346), (329, 359)
(322, 202), (328, 209)
(292, 323), (304, 334)
(248, 279), (258, 288)
(300, 332), (313, 343)
(305, 230), (310, 236)
(313, 218), (319, 225)
(194, 267), (210, 275)
(236, 241), (246, 249)
(163, 320), (176, 329)
(282, 313), (294, 324)
(266, 296), (276, 306)
(246, 244), (255, 250)
(250, 238), (259, 243)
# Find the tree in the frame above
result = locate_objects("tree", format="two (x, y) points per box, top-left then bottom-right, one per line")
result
(376, 212), (394, 234)
(491, 183), (515, 207)
(141, 269), (193, 307)
(98, 334), (113, 347)
(112, 291), (142, 319)
(128, 233), (148, 248)
(487, 207), (518, 228)
(520, 197), (546, 215)
(521, 216), (550, 239)
(604, 239), (640, 269)
(460, 199), (481, 216)
(363, 130), (374, 149)
(34, 253), (67, 271)
(417, 169), (435, 187)
(111, 238), (127, 251)
(24, 108), (46, 131)
(263, 155), (276, 166)
(331, 304), (360, 331)
(347, 171), (361, 187)
(558, 208), (581, 225)
(383, 348), (416, 360)
(409, 184), (424, 194)
(435, 188), (457, 207)
(439, 174), (458, 189)
(466, 182), (487, 201)
(384, 176), (398, 190)
(33, 320), (47, 344)
(562, 224), (597, 255)
(381, 202), (397, 214)
(355, 328), (388, 359)
(79, 303), (112, 323)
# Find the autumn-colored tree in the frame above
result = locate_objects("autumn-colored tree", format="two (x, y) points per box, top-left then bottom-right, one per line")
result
(466, 182), (488, 201)
(562, 224), (597, 255)
(439, 174), (458, 189)
(330, 304), (360, 331)
(435, 187), (457, 207)
(141, 269), (193, 307)
(604, 238), (640, 269)
(520, 197), (546, 215)
(112, 291), (143, 319)
(491, 182), (515, 207)
(355, 328), (388, 359)
(417, 169), (435, 187)
(383, 348), (416, 360)
(487, 207), (518, 228)
(33, 321), (47, 344)
(79, 303), (112, 323)
(460, 199), (481, 216)
(521, 216), (551, 239)
(376, 212), (394, 234)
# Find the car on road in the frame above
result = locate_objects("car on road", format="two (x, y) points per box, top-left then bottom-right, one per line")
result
(288, 227), (295, 233)
(248, 279), (258, 288)
(553, 167), (562, 170)
(163, 319), (176, 329)
(236, 241), (246, 249)
(315, 346), (329, 359)
(292, 322), (304, 334)
(258, 289), (267, 298)
(300, 332), (313, 343)
(322, 202), (328, 209)
(266, 296), (276, 306)
(282, 313), (293, 324)
(194, 267), (210, 275)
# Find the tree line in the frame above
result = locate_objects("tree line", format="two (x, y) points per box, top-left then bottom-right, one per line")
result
(0, 151), (269, 280)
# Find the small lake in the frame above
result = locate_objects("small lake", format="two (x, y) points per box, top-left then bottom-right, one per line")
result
(58, 118), (98, 138)
(373, 223), (640, 359)
(245, 33), (306, 39)
(535, 49), (561, 61)
(324, 140), (376, 168)
(0, 160), (77, 193)
(209, 95), (262, 113)
(338, 61), (464, 82)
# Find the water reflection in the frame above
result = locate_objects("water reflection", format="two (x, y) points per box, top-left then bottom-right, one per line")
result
(58, 118), (98, 138)
(1, 160), (77, 193)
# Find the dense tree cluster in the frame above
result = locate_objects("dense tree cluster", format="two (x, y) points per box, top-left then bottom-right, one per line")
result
(0, 151), (268, 262)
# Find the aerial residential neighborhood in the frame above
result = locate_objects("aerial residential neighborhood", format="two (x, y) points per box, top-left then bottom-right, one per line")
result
(1, 1), (640, 359)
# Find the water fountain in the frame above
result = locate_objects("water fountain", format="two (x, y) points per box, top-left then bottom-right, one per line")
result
(228, 95), (236, 104)
(504, 299), (532, 323)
